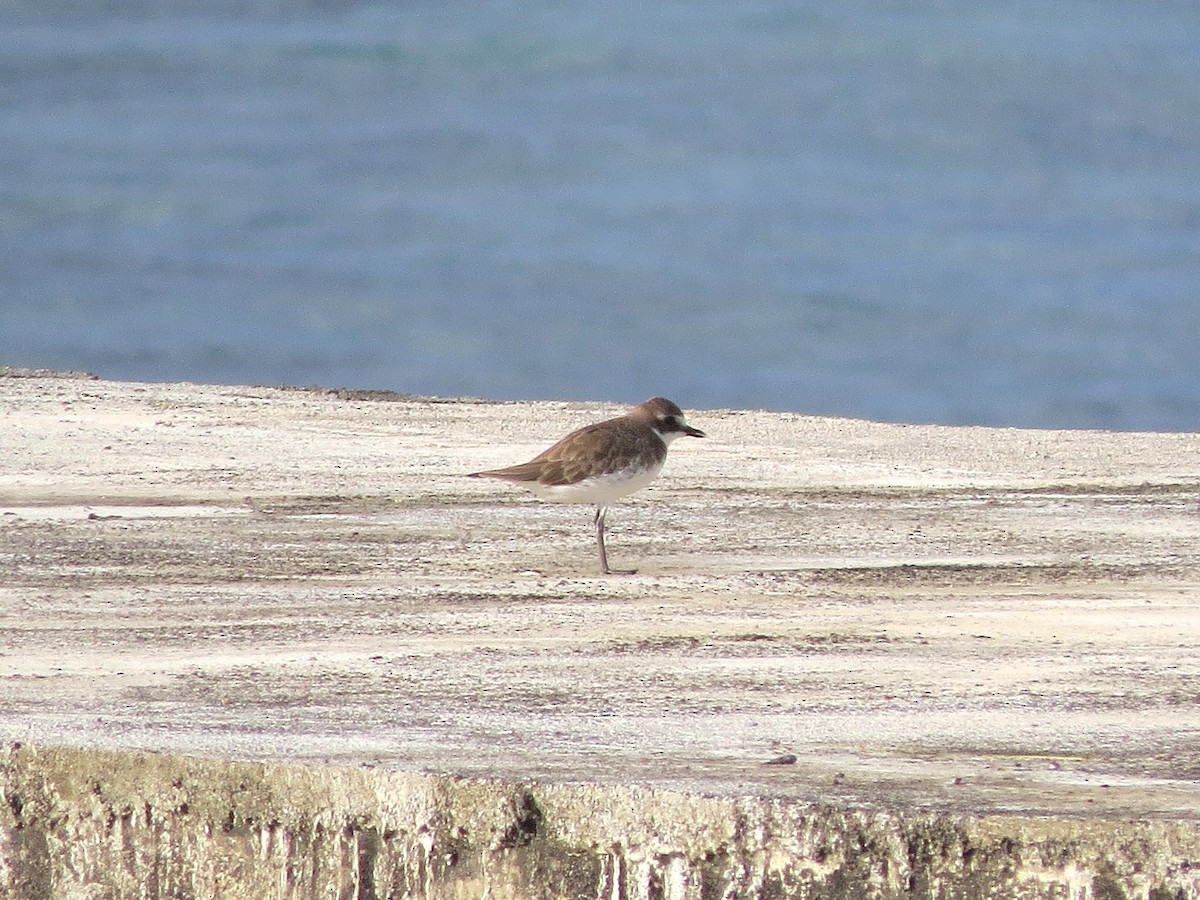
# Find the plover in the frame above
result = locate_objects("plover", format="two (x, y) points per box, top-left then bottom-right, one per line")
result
(468, 397), (706, 574)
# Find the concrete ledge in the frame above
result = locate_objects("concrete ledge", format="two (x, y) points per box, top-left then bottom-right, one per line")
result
(1, 373), (1199, 897)
(5, 743), (1200, 899)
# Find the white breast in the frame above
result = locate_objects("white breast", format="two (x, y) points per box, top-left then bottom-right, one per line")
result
(528, 460), (665, 506)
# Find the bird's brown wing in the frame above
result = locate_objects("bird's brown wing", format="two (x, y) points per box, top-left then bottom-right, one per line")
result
(470, 418), (660, 487)
(468, 459), (551, 484)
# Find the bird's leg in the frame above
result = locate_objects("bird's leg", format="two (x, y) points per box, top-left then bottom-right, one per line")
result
(594, 506), (610, 574)
(594, 506), (635, 575)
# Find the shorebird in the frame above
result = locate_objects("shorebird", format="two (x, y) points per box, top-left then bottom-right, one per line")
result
(468, 397), (706, 574)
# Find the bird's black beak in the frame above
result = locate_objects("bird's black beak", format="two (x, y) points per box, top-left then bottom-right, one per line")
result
(684, 425), (706, 438)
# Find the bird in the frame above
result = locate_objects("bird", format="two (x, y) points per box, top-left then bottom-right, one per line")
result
(468, 397), (706, 575)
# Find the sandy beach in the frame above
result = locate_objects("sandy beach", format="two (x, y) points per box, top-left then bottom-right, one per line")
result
(2, 369), (1200, 897)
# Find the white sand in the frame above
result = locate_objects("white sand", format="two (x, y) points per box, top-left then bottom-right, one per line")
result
(2, 370), (1199, 817)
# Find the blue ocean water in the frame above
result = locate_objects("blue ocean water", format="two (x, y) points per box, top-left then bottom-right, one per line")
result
(2, 1), (1199, 430)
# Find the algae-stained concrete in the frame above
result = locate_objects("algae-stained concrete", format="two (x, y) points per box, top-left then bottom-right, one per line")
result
(1, 370), (1200, 898)
(4, 743), (1200, 900)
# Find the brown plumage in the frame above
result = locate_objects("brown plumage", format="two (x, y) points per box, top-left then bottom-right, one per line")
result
(474, 411), (669, 487)
(469, 397), (706, 574)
